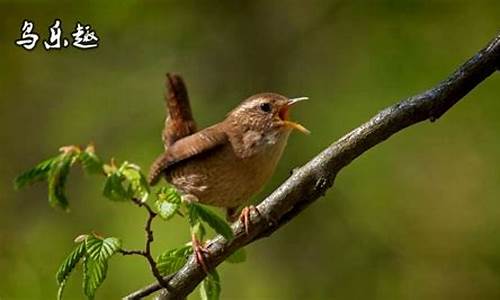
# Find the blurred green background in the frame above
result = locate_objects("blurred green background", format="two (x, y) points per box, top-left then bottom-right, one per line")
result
(1, 1), (500, 299)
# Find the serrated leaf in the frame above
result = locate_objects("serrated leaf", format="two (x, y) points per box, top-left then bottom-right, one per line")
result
(56, 241), (86, 284)
(155, 186), (181, 220)
(156, 246), (192, 275)
(82, 255), (108, 300)
(189, 203), (234, 241)
(200, 270), (221, 300)
(226, 248), (247, 264)
(48, 153), (75, 210)
(14, 156), (58, 189)
(85, 235), (121, 262)
(79, 150), (103, 174)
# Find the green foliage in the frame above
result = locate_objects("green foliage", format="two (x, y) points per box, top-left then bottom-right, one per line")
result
(79, 146), (103, 174)
(48, 151), (77, 210)
(55, 234), (121, 300)
(15, 143), (239, 300)
(156, 245), (192, 275)
(81, 235), (121, 299)
(85, 235), (122, 262)
(226, 248), (247, 264)
(14, 144), (105, 210)
(200, 270), (221, 300)
(188, 203), (234, 241)
(14, 156), (57, 189)
(103, 161), (149, 202)
(155, 185), (182, 220)
(83, 255), (108, 300)
(56, 241), (86, 300)
(102, 172), (130, 201)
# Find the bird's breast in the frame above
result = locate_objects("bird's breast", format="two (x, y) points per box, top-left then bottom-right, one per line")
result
(166, 131), (290, 208)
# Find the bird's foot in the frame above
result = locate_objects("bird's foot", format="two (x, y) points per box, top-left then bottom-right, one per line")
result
(191, 233), (209, 273)
(239, 205), (261, 235)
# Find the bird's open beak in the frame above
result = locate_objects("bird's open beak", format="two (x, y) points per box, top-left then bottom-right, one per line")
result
(278, 97), (310, 134)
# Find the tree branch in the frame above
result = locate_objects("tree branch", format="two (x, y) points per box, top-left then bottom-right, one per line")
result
(121, 198), (173, 292)
(124, 34), (500, 300)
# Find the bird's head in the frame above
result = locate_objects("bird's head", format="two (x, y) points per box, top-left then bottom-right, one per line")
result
(226, 93), (309, 137)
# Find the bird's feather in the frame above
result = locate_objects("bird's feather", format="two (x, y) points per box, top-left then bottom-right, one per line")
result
(148, 125), (228, 185)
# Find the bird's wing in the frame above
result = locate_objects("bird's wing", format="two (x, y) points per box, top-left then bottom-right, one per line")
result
(148, 125), (228, 185)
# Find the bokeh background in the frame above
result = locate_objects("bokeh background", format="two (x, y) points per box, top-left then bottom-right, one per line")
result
(1, 1), (500, 299)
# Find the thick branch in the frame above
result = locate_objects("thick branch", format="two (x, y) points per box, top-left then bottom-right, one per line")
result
(124, 34), (500, 300)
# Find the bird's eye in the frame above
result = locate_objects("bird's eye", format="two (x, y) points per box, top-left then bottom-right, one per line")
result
(259, 102), (272, 113)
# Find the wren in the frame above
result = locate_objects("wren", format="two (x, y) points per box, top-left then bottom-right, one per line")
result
(148, 92), (309, 223)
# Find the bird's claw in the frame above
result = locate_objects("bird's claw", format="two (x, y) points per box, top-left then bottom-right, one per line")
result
(191, 233), (209, 273)
(239, 205), (261, 235)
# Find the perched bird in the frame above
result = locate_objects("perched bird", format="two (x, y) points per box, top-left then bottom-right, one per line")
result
(149, 75), (308, 271)
(149, 92), (309, 223)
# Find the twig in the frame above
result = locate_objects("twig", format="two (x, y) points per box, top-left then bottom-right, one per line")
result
(118, 249), (144, 256)
(127, 198), (173, 292)
(124, 34), (500, 300)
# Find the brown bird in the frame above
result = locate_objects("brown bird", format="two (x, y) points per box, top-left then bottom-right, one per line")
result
(149, 93), (309, 219)
(148, 75), (308, 269)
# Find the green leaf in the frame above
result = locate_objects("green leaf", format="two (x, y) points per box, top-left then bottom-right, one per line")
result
(14, 156), (57, 189)
(121, 162), (150, 202)
(79, 150), (103, 174)
(81, 235), (120, 299)
(155, 186), (182, 220)
(156, 246), (192, 275)
(82, 255), (108, 300)
(56, 241), (86, 300)
(57, 279), (67, 300)
(85, 235), (122, 262)
(226, 248), (247, 264)
(200, 270), (221, 300)
(56, 241), (86, 284)
(48, 153), (76, 210)
(189, 203), (234, 241)
(102, 172), (129, 201)
(102, 162), (149, 202)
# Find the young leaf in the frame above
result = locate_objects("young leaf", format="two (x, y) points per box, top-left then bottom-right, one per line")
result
(103, 162), (149, 202)
(82, 255), (108, 300)
(85, 235), (122, 262)
(156, 246), (192, 275)
(56, 241), (86, 284)
(56, 241), (86, 300)
(102, 172), (130, 201)
(226, 248), (247, 264)
(48, 152), (75, 210)
(79, 150), (103, 175)
(57, 279), (67, 300)
(189, 203), (234, 241)
(121, 162), (150, 202)
(14, 156), (57, 189)
(155, 186), (182, 220)
(81, 235), (120, 299)
(200, 270), (221, 300)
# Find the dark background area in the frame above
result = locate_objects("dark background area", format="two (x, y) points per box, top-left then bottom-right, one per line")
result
(1, 1), (500, 299)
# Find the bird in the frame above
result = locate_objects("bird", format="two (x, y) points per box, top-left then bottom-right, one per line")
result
(149, 93), (308, 219)
(148, 80), (308, 270)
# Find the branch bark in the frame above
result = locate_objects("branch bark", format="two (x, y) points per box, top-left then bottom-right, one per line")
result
(124, 34), (500, 300)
